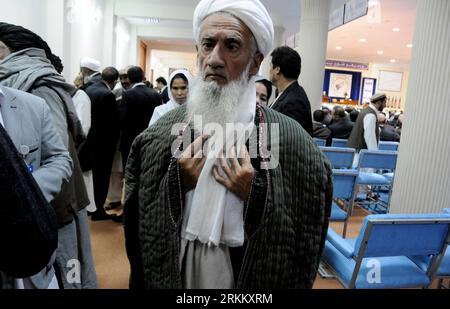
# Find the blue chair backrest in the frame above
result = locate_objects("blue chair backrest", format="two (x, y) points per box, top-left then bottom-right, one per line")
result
(332, 138), (349, 148)
(353, 214), (450, 258)
(379, 141), (400, 151)
(321, 147), (355, 169)
(332, 169), (358, 200)
(314, 138), (326, 147)
(358, 150), (398, 170)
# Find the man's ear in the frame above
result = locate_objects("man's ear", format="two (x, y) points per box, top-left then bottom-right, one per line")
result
(274, 65), (280, 75)
(249, 52), (264, 76)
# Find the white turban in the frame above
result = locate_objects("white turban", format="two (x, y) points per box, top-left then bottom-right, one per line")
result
(80, 57), (101, 72)
(193, 0), (274, 56)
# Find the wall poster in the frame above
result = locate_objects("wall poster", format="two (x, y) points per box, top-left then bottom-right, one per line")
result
(361, 78), (377, 105)
(328, 73), (353, 98)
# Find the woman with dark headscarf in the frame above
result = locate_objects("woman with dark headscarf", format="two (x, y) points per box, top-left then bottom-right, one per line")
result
(0, 22), (97, 289)
(255, 76), (273, 106)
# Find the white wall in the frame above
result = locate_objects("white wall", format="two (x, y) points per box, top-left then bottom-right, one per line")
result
(363, 64), (409, 110)
(0, 0), (65, 69)
(0, 0), (48, 39)
(64, 0), (111, 82)
(149, 49), (197, 84)
(115, 17), (133, 70)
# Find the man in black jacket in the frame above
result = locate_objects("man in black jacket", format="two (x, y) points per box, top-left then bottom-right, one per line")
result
(83, 67), (120, 221)
(156, 76), (169, 103)
(378, 113), (400, 142)
(328, 106), (354, 140)
(313, 109), (332, 144)
(120, 66), (161, 170)
(269, 46), (313, 135)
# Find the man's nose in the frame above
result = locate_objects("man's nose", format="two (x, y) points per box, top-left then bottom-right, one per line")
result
(207, 45), (225, 69)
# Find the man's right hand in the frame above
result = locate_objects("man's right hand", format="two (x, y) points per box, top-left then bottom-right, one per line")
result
(179, 135), (209, 192)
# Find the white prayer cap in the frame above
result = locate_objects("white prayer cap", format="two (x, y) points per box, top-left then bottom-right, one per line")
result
(80, 57), (101, 72)
(193, 0), (274, 57)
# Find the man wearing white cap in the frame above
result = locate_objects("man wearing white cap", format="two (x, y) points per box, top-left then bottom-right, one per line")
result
(348, 92), (387, 151)
(80, 57), (101, 90)
(124, 0), (332, 289)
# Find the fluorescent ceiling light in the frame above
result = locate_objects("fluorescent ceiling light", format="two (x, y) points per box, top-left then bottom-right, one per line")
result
(359, 38), (367, 43)
(392, 28), (401, 32)
(377, 50), (384, 55)
(336, 46), (342, 50)
(145, 18), (160, 24)
(407, 44), (413, 48)
(390, 59), (397, 63)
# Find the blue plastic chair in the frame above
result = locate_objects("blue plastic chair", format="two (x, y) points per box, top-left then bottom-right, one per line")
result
(332, 138), (349, 148)
(410, 208), (450, 289)
(320, 147), (356, 169)
(313, 138), (326, 147)
(379, 141), (400, 151)
(356, 150), (398, 213)
(329, 169), (358, 238)
(322, 214), (450, 289)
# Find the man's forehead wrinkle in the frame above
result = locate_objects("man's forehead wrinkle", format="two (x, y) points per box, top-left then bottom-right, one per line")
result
(200, 31), (244, 43)
(200, 14), (251, 39)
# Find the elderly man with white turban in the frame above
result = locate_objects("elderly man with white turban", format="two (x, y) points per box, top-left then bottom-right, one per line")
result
(124, 0), (332, 289)
(80, 57), (101, 90)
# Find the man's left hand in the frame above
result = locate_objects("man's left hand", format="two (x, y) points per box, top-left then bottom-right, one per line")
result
(212, 146), (255, 202)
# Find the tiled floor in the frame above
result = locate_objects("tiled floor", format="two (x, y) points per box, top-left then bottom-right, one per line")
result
(89, 206), (447, 289)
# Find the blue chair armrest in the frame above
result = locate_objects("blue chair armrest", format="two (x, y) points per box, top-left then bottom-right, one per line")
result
(327, 228), (355, 259)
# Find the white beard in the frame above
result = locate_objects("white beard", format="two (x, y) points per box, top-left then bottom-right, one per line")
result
(186, 64), (251, 131)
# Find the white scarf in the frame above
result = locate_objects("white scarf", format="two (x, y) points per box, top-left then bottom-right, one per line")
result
(181, 77), (256, 247)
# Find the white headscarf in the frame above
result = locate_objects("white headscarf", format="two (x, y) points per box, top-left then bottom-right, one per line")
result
(167, 69), (193, 105)
(149, 69), (193, 127)
(193, 0), (274, 57)
(182, 0), (274, 248)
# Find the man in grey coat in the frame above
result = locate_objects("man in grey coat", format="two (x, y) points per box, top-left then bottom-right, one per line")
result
(0, 22), (97, 289)
(0, 85), (72, 289)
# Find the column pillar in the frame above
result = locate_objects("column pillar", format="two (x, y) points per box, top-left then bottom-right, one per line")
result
(296, 0), (330, 113)
(259, 25), (285, 79)
(102, 0), (115, 66)
(390, 0), (450, 214)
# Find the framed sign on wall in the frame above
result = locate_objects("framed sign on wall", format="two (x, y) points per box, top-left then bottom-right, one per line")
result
(328, 73), (353, 98)
(379, 70), (403, 92)
(361, 78), (377, 105)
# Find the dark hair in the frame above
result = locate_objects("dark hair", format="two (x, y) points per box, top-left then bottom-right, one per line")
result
(170, 73), (188, 88)
(333, 106), (346, 119)
(127, 66), (144, 84)
(156, 77), (167, 86)
(270, 46), (301, 80)
(349, 110), (360, 122)
(256, 79), (272, 101)
(102, 67), (119, 83)
(313, 110), (325, 122)
(0, 22), (64, 73)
